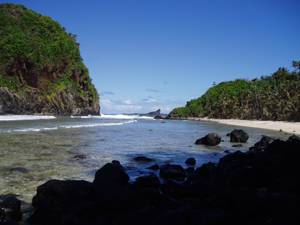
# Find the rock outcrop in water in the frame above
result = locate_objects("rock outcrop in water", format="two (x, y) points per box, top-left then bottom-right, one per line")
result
(2, 134), (298, 225)
(0, 4), (100, 116)
(195, 133), (222, 146)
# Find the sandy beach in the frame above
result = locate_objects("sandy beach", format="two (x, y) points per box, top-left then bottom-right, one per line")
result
(188, 117), (300, 135)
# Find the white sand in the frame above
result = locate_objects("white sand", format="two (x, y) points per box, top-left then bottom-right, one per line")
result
(188, 117), (300, 135)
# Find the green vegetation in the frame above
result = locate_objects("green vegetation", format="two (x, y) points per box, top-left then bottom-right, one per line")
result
(0, 74), (20, 92)
(169, 61), (300, 121)
(0, 3), (99, 102)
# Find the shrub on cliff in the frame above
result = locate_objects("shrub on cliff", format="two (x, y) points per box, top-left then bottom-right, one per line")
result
(0, 3), (99, 103)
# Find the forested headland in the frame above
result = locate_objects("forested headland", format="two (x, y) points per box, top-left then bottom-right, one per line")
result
(0, 3), (100, 115)
(168, 61), (300, 122)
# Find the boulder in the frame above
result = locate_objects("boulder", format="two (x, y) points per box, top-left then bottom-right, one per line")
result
(159, 164), (186, 180)
(230, 129), (249, 143)
(195, 133), (221, 146)
(130, 173), (161, 191)
(232, 144), (243, 147)
(90, 162), (130, 204)
(146, 164), (159, 170)
(185, 157), (196, 165)
(0, 196), (22, 222)
(32, 179), (92, 208)
(133, 156), (153, 162)
(249, 135), (272, 152)
(161, 179), (186, 192)
(73, 154), (86, 160)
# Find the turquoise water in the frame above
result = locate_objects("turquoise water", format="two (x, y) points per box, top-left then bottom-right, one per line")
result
(0, 114), (291, 204)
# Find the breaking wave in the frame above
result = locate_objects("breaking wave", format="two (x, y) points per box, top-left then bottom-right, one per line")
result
(0, 115), (56, 121)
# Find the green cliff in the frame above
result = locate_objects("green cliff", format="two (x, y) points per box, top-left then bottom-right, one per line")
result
(0, 3), (100, 115)
(167, 61), (300, 121)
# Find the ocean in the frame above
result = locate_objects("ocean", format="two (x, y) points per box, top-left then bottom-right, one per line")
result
(0, 114), (291, 204)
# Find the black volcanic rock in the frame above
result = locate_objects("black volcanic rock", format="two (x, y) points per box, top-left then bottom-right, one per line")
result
(90, 162), (129, 204)
(230, 129), (249, 143)
(133, 156), (153, 162)
(159, 164), (186, 180)
(0, 196), (22, 222)
(21, 134), (300, 225)
(130, 173), (161, 191)
(195, 133), (221, 146)
(185, 157), (196, 165)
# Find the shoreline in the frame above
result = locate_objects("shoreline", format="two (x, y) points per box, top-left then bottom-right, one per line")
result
(186, 117), (300, 135)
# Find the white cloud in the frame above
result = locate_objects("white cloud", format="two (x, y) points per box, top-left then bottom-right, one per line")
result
(100, 99), (141, 114)
(100, 98), (185, 115)
(146, 99), (156, 103)
(100, 91), (115, 95)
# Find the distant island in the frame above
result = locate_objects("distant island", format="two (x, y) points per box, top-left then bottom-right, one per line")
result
(0, 3), (100, 116)
(123, 109), (167, 118)
(167, 61), (300, 122)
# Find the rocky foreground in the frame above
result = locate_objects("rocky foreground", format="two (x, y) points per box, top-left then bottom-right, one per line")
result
(1, 134), (300, 225)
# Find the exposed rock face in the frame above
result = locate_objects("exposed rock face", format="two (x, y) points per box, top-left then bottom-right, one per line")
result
(0, 85), (100, 116)
(0, 56), (100, 115)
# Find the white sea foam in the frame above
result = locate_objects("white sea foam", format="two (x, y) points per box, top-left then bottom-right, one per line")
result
(71, 115), (95, 119)
(100, 114), (154, 120)
(13, 127), (58, 132)
(61, 120), (137, 129)
(0, 115), (56, 121)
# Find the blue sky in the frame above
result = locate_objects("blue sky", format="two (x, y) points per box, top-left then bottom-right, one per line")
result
(3, 0), (300, 114)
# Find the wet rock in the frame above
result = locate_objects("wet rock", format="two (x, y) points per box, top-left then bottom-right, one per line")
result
(91, 162), (130, 204)
(232, 144), (243, 147)
(73, 154), (86, 160)
(21, 135), (300, 225)
(134, 156), (153, 162)
(195, 133), (221, 146)
(155, 196), (182, 214)
(287, 134), (300, 148)
(0, 196), (22, 222)
(194, 162), (217, 180)
(195, 208), (232, 225)
(138, 187), (163, 207)
(130, 172), (161, 191)
(75, 201), (105, 222)
(0, 214), (19, 225)
(25, 204), (63, 225)
(111, 191), (151, 215)
(185, 167), (194, 173)
(230, 129), (249, 143)
(117, 213), (154, 225)
(32, 179), (92, 209)
(249, 135), (272, 152)
(185, 157), (196, 165)
(161, 179), (186, 192)
(218, 150), (247, 170)
(146, 164), (159, 170)
(159, 164), (186, 180)
(8, 167), (29, 173)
